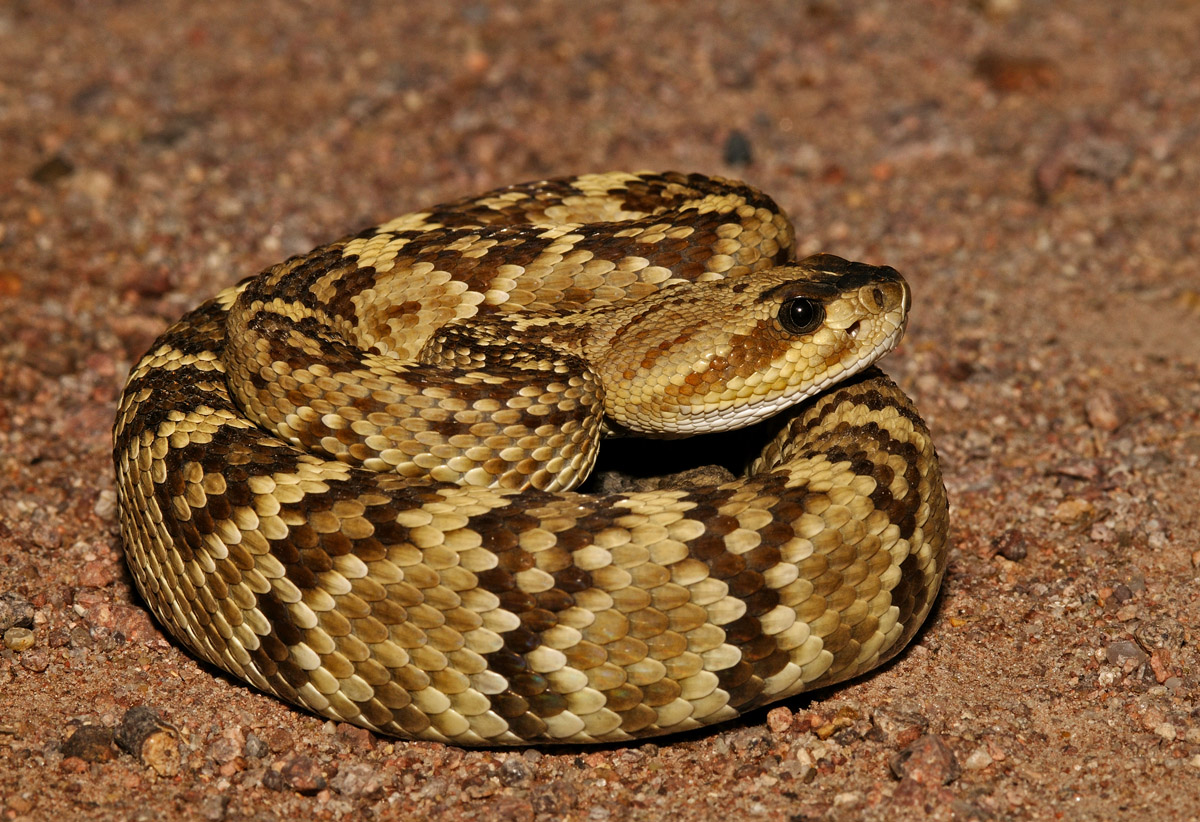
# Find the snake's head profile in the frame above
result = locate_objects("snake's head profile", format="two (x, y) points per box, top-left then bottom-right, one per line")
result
(591, 253), (911, 435)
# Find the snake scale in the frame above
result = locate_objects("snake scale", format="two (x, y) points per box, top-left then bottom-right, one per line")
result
(113, 171), (948, 745)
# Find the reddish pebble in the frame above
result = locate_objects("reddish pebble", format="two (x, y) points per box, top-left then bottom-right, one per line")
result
(79, 559), (116, 588)
(767, 706), (794, 734)
(334, 722), (375, 752)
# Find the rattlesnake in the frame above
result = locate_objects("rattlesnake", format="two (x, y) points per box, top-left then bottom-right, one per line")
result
(113, 171), (948, 745)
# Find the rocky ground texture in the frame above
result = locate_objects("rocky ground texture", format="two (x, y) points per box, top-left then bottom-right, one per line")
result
(2, 2), (1199, 820)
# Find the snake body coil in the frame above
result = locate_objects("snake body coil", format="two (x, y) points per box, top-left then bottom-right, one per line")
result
(114, 172), (948, 745)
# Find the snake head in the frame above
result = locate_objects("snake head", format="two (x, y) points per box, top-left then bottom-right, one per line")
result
(592, 254), (911, 435)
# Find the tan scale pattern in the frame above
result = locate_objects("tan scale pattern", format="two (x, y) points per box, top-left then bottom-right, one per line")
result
(114, 172), (949, 745)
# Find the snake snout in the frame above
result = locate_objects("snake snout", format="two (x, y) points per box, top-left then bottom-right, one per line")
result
(860, 277), (909, 314)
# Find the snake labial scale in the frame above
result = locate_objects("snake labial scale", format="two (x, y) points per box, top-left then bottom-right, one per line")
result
(114, 172), (948, 745)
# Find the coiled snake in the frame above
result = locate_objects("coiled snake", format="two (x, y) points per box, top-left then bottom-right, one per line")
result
(113, 172), (948, 745)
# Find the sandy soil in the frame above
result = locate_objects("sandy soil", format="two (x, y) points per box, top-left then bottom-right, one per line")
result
(2, 1), (1199, 820)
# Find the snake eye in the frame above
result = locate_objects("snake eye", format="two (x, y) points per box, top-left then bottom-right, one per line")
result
(779, 297), (824, 335)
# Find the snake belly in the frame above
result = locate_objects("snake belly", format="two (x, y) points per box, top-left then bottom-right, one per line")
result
(113, 171), (948, 745)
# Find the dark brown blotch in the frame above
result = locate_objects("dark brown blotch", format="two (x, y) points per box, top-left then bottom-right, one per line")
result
(521, 608), (558, 633)
(526, 691), (567, 717)
(535, 589), (575, 612)
(507, 671), (550, 698)
(723, 615), (761, 645)
(485, 649), (529, 679)
(475, 567), (515, 593)
(503, 626), (541, 655)
(498, 589), (537, 614)
(723, 676), (766, 711)
(708, 551), (746, 579)
(490, 692), (531, 719)
(554, 565), (593, 594)
(727, 569), (765, 599)
(715, 659), (755, 691)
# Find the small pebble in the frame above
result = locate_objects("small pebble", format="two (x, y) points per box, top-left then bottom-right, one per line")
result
(1140, 708), (1168, 732)
(1053, 498), (1095, 524)
(1134, 617), (1186, 652)
(498, 756), (531, 786)
(60, 757), (89, 774)
(1120, 572), (1147, 594)
(3, 626), (35, 651)
(963, 747), (994, 770)
(117, 706), (181, 777)
(890, 734), (961, 785)
(1105, 640), (1148, 666)
(786, 746), (817, 782)
(264, 726), (293, 753)
(31, 523), (62, 549)
(333, 721), (375, 751)
(61, 724), (117, 763)
(330, 762), (385, 798)
(1036, 132), (1134, 199)
(274, 754), (328, 795)
(93, 489), (118, 520)
(198, 794), (229, 821)
(244, 732), (269, 759)
(19, 647), (49, 672)
(530, 780), (579, 816)
(1085, 389), (1126, 431)
(832, 791), (862, 808)
(209, 729), (245, 764)
(1110, 584), (1134, 604)
(814, 706), (860, 740)
(78, 559), (116, 588)
(766, 705), (794, 734)
(1149, 650), (1175, 683)
(0, 591), (35, 631)
(990, 529), (1028, 561)
(871, 705), (928, 748)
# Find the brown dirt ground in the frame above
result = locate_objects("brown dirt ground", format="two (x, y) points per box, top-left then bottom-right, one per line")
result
(2, 1), (1199, 820)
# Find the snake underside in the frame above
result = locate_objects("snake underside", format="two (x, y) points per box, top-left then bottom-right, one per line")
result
(113, 171), (948, 745)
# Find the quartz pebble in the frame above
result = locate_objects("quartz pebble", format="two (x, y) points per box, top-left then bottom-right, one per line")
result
(3, 626), (35, 651)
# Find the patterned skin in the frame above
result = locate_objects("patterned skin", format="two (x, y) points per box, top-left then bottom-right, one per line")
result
(114, 172), (948, 745)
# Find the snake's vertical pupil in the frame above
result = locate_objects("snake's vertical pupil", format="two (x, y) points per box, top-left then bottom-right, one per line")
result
(780, 297), (824, 335)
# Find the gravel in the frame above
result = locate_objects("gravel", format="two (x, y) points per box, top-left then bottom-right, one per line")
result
(2, 2), (1199, 820)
